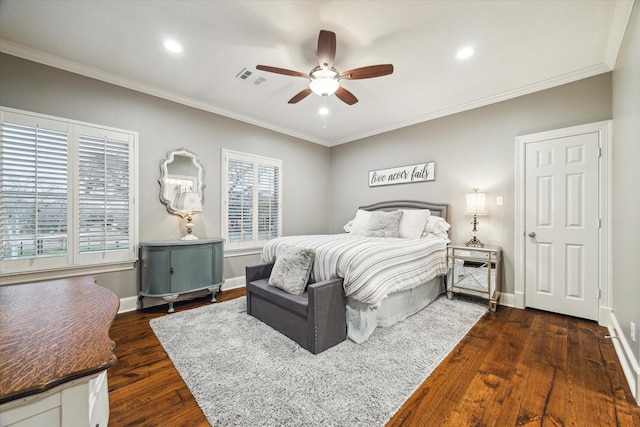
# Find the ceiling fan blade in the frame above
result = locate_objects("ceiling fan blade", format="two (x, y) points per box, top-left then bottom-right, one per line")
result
(335, 86), (358, 105)
(340, 64), (394, 80)
(256, 65), (308, 78)
(317, 30), (337, 69)
(288, 87), (313, 104)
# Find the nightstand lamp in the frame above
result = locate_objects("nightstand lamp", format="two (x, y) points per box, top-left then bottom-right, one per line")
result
(177, 192), (202, 240)
(465, 188), (488, 248)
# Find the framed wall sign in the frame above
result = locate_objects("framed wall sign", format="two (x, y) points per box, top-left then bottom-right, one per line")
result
(368, 161), (435, 187)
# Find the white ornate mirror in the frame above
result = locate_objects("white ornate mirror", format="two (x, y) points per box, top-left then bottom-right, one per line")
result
(159, 148), (205, 216)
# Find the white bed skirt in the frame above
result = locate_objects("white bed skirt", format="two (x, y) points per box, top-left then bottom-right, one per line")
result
(346, 276), (445, 343)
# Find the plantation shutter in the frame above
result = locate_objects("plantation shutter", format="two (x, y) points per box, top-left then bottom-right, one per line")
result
(257, 162), (280, 242)
(227, 155), (254, 245)
(78, 133), (130, 254)
(1, 120), (69, 261)
(1, 107), (137, 281)
(223, 150), (282, 250)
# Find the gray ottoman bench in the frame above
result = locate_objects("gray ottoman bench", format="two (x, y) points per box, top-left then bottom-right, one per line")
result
(246, 262), (347, 354)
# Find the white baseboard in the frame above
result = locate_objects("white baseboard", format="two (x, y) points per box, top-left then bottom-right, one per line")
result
(118, 296), (138, 314)
(221, 276), (246, 291)
(609, 312), (640, 405)
(118, 276), (247, 314)
(498, 292), (515, 307)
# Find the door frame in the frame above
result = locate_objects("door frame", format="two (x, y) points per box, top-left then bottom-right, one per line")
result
(514, 120), (612, 326)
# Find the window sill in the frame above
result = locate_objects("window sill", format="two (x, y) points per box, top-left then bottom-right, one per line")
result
(0, 261), (137, 286)
(223, 248), (262, 258)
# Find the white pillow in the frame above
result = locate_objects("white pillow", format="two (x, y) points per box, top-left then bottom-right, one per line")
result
(343, 219), (354, 233)
(349, 209), (372, 236)
(423, 215), (451, 239)
(398, 209), (430, 239)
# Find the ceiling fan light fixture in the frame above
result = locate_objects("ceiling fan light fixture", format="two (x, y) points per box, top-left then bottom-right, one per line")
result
(309, 67), (339, 96)
(310, 78), (339, 96)
(256, 31), (392, 105)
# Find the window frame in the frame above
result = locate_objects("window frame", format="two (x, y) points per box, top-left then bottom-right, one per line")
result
(221, 149), (282, 252)
(0, 107), (139, 284)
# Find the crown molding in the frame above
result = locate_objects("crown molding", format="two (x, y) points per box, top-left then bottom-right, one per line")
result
(603, 0), (635, 69)
(0, 39), (615, 148)
(330, 63), (612, 146)
(0, 40), (330, 147)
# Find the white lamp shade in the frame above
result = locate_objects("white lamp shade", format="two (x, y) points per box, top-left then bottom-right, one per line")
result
(465, 190), (488, 215)
(178, 192), (202, 212)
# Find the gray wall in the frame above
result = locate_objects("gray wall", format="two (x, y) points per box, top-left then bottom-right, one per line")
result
(612, 3), (640, 371)
(329, 73), (613, 295)
(0, 52), (624, 310)
(0, 53), (331, 298)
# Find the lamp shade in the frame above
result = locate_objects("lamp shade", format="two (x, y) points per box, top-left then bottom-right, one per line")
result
(178, 192), (202, 212)
(465, 189), (488, 216)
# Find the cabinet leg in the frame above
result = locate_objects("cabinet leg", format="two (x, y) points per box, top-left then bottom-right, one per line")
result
(446, 291), (453, 300)
(208, 285), (222, 303)
(162, 295), (179, 313)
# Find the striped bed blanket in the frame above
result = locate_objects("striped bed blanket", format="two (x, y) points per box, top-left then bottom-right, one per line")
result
(261, 234), (448, 307)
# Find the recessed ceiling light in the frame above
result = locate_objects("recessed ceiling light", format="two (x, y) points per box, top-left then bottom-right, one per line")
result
(164, 39), (183, 53)
(318, 107), (329, 115)
(456, 47), (474, 60)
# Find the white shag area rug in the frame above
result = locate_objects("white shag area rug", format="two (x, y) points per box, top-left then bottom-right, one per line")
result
(150, 295), (487, 426)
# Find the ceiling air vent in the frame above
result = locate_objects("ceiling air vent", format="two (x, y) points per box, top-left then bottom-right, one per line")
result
(235, 67), (266, 86)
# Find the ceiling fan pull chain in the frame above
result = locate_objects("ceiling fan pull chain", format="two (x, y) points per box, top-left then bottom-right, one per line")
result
(322, 96), (327, 130)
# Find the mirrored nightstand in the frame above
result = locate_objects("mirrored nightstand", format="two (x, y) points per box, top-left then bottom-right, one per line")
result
(447, 244), (502, 311)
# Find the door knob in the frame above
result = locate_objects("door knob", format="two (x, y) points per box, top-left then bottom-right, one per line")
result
(528, 232), (536, 238)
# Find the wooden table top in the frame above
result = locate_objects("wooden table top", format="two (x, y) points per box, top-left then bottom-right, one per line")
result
(0, 276), (119, 404)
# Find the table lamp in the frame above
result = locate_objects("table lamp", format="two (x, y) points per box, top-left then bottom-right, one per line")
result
(465, 188), (488, 247)
(178, 192), (202, 240)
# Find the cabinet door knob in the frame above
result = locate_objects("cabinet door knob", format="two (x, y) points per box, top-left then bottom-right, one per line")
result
(528, 232), (536, 238)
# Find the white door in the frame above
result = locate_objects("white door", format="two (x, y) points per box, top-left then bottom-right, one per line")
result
(524, 131), (600, 320)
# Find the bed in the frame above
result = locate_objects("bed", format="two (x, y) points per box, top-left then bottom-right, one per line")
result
(261, 200), (450, 343)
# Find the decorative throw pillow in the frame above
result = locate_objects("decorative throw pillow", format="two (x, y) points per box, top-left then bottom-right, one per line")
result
(349, 209), (372, 235)
(398, 209), (430, 239)
(422, 215), (451, 239)
(343, 219), (354, 233)
(365, 210), (403, 238)
(268, 245), (315, 295)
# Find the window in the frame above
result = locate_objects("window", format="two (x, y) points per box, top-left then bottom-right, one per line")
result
(0, 107), (138, 282)
(222, 149), (282, 251)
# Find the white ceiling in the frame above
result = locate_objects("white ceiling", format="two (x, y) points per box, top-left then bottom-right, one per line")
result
(0, 1), (634, 147)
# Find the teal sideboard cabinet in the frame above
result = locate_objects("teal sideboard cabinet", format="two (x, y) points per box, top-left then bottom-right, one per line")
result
(139, 238), (224, 313)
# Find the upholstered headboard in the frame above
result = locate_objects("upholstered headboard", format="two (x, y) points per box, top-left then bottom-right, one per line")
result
(358, 200), (450, 224)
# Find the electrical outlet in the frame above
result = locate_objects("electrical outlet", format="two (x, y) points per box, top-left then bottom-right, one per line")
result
(631, 322), (636, 342)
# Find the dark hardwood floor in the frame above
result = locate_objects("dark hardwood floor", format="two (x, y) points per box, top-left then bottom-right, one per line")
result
(108, 289), (640, 426)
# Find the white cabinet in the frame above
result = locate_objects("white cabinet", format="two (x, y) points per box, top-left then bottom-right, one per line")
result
(0, 371), (109, 427)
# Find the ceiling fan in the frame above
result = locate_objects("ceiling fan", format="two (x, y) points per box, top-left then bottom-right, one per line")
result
(257, 30), (393, 105)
